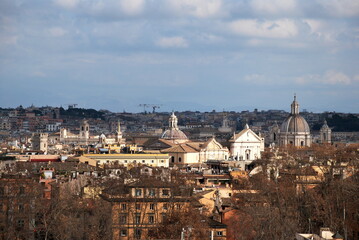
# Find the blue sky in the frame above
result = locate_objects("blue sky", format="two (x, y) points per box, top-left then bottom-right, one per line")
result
(1, 0), (358, 113)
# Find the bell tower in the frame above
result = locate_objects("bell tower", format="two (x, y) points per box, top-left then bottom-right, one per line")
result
(80, 120), (90, 140)
(320, 120), (331, 144)
(116, 121), (123, 143)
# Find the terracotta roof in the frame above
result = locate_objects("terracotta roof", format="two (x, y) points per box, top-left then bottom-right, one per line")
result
(161, 143), (199, 153)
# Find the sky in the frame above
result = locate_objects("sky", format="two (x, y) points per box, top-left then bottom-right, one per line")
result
(0, 0), (358, 113)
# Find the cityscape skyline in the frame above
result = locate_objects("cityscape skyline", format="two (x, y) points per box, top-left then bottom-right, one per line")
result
(0, 0), (358, 113)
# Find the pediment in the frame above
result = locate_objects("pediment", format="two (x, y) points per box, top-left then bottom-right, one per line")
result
(233, 129), (261, 143)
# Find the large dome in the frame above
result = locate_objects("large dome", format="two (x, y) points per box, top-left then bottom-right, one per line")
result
(279, 95), (312, 147)
(280, 115), (310, 133)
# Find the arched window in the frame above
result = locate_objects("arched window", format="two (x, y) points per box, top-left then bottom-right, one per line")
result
(178, 157), (182, 163)
(171, 156), (175, 163)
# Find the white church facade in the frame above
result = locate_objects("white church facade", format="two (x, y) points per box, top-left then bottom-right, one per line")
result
(229, 124), (264, 169)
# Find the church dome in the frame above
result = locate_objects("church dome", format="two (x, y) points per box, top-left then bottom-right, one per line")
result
(280, 115), (310, 133)
(161, 129), (188, 140)
(280, 95), (310, 134)
(161, 112), (188, 140)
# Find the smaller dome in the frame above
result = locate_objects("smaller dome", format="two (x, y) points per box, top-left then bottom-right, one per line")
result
(161, 112), (188, 140)
(280, 115), (310, 133)
(161, 129), (188, 140)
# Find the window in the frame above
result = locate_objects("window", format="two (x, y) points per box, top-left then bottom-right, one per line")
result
(119, 215), (127, 224)
(161, 213), (167, 222)
(18, 204), (24, 213)
(135, 189), (142, 197)
(151, 160), (154, 163)
(162, 189), (169, 196)
(120, 229), (127, 237)
(150, 203), (155, 210)
(148, 189), (155, 197)
(176, 204), (181, 210)
(148, 215), (154, 224)
(19, 186), (25, 195)
(217, 231), (223, 236)
(163, 203), (168, 210)
(142, 160), (145, 163)
(178, 157), (182, 162)
(135, 229), (141, 239)
(121, 204), (127, 211)
(136, 204), (141, 210)
(135, 214), (141, 224)
(17, 219), (24, 229)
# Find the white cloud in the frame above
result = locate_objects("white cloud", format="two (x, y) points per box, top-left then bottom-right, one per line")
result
(167, 0), (223, 18)
(119, 0), (145, 16)
(156, 36), (188, 48)
(250, 0), (297, 15)
(317, 0), (359, 17)
(229, 19), (298, 39)
(54, 0), (79, 9)
(295, 70), (352, 85)
(49, 27), (67, 37)
(303, 19), (340, 44)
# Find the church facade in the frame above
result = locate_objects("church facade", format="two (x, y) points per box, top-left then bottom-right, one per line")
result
(230, 124), (264, 161)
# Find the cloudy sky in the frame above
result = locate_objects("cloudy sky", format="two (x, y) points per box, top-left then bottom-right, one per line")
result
(0, 0), (358, 113)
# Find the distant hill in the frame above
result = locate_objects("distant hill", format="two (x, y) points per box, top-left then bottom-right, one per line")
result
(59, 107), (105, 120)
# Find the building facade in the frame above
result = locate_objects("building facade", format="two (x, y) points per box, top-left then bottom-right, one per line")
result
(80, 153), (170, 168)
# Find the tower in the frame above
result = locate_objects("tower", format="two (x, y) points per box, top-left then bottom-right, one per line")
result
(116, 121), (123, 143)
(80, 120), (90, 141)
(320, 120), (331, 144)
(269, 121), (280, 146)
(31, 133), (48, 153)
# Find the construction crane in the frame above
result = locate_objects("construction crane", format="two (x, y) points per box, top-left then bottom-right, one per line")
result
(139, 104), (163, 113)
